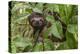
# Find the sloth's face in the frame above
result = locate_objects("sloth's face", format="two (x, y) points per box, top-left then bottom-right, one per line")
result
(31, 17), (44, 28)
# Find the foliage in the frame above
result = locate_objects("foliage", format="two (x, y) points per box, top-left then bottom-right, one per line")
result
(9, 1), (78, 53)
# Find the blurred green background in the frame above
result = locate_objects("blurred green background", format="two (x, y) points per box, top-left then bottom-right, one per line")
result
(9, 1), (78, 53)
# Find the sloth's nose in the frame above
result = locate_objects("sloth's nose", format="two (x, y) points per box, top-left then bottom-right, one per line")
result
(36, 21), (39, 25)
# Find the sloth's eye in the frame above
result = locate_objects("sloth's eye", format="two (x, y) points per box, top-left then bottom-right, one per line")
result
(40, 19), (42, 21)
(31, 20), (35, 23)
(40, 19), (44, 22)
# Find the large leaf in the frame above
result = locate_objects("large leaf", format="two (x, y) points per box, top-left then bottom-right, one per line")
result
(67, 24), (78, 34)
(46, 15), (63, 39)
(66, 32), (78, 49)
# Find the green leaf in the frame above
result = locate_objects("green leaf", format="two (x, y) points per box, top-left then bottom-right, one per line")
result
(33, 8), (42, 13)
(67, 24), (78, 34)
(69, 15), (78, 24)
(44, 39), (55, 50)
(47, 21), (63, 39)
(66, 32), (78, 49)
(33, 42), (43, 51)
(56, 42), (69, 50)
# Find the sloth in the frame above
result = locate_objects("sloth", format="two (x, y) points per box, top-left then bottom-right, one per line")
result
(28, 12), (47, 35)
(27, 12), (67, 51)
(28, 12), (67, 42)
